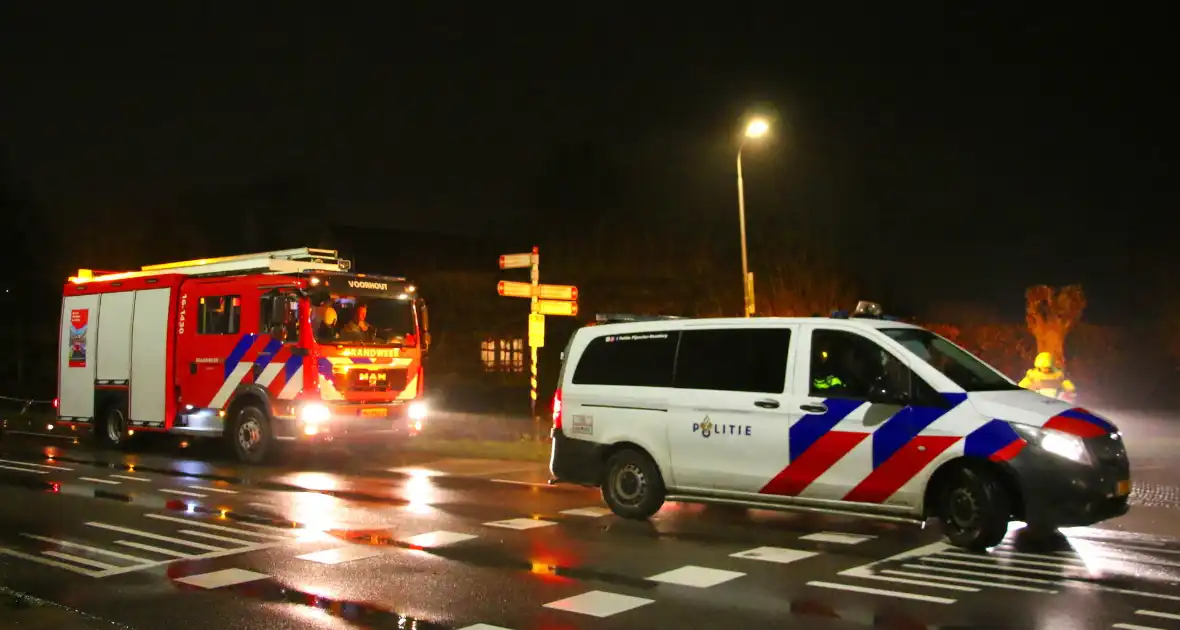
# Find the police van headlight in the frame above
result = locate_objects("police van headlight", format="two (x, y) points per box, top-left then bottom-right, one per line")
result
(1011, 423), (1091, 465)
(299, 403), (331, 425)
(408, 401), (427, 422)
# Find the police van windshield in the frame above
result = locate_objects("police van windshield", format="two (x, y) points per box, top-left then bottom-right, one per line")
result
(312, 295), (418, 347)
(880, 328), (1021, 392)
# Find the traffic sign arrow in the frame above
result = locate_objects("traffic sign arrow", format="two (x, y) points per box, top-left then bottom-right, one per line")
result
(535, 300), (578, 317)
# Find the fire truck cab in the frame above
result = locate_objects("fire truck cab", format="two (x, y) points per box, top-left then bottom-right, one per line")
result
(56, 247), (430, 463)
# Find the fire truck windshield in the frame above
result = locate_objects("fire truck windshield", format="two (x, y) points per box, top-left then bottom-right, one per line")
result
(313, 295), (418, 347)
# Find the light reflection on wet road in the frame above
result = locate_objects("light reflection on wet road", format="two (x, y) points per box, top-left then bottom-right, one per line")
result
(1, 434), (1179, 630)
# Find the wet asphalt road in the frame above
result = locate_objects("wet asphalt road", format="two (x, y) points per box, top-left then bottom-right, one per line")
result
(2, 433), (1180, 630)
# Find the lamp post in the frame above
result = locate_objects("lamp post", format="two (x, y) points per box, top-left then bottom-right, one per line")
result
(737, 118), (769, 317)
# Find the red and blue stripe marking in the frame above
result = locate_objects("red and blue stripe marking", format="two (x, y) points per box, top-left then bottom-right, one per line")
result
(761, 394), (1037, 503)
(1044, 407), (1116, 438)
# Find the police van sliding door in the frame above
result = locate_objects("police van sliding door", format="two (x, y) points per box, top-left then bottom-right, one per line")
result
(666, 325), (798, 493)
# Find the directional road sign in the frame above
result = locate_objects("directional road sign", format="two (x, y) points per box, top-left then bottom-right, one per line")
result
(537, 284), (577, 301)
(535, 299), (578, 317)
(497, 281), (533, 298)
(499, 253), (535, 270)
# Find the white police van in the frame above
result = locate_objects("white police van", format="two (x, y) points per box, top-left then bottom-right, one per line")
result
(548, 303), (1130, 550)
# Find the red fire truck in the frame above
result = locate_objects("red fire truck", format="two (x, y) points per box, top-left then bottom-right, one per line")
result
(55, 247), (430, 463)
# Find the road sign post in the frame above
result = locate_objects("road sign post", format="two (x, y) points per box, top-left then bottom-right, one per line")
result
(497, 246), (579, 424)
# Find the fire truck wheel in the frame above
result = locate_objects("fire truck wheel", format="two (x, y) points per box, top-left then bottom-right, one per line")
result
(98, 406), (130, 450)
(230, 404), (274, 464)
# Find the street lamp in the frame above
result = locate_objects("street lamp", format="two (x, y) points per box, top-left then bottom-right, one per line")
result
(737, 117), (769, 317)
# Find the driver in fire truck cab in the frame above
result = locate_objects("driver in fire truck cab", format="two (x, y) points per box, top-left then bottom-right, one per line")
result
(312, 295), (418, 346)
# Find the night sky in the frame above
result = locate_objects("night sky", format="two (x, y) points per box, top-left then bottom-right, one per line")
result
(2, 5), (1173, 325)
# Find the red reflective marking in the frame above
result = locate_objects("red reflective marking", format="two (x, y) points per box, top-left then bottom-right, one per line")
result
(989, 438), (1027, 462)
(843, 435), (961, 504)
(760, 431), (868, 496)
(1045, 416), (1106, 438)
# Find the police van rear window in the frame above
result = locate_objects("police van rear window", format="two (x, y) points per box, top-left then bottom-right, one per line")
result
(572, 332), (678, 387)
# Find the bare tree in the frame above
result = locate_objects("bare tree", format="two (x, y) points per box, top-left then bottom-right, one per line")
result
(1025, 284), (1086, 368)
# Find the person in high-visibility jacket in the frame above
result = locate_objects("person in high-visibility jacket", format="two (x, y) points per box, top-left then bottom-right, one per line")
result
(1019, 352), (1076, 399)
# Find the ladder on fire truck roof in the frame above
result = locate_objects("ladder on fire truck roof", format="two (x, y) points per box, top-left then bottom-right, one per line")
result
(71, 247), (351, 284)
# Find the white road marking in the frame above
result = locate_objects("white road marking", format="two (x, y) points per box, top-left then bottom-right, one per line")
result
(85, 522), (224, 551)
(114, 541), (190, 558)
(179, 530), (254, 546)
(881, 569), (1056, 594)
(1138, 610), (1180, 621)
(1113, 624), (1163, 630)
(807, 581), (956, 604)
(847, 573), (979, 592)
(42, 551), (120, 571)
(79, 477), (120, 485)
(484, 518), (557, 530)
(0, 547), (102, 576)
(0, 465), (47, 474)
(401, 531), (477, 548)
(490, 479), (552, 488)
(647, 565), (745, 588)
(143, 514), (287, 540)
(159, 489), (206, 498)
(730, 546), (819, 565)
(174, 568), (269, 589)
(907, 559), (1180, 602)
(560, 507), (612, 518)
(297, 546), (384, 565)
(543, 590), (654, 617)
(21, 535), (151, 563)
(800, 532), (875, 545)
(0, 458), (73, 471)
(187, 485), (238, 494)
(234, 521), (302, 535)
(110, 475), (151, 482)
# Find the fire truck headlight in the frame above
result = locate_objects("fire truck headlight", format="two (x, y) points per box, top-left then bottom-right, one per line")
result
(300, 403), (331, 425)
(408, 401), (427, 422)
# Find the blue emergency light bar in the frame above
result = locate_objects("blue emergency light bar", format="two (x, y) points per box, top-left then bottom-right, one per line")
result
(831, 301), (897, 320)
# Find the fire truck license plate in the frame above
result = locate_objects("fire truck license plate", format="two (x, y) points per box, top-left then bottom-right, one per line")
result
(361, 408), (389, 418)
(1117, 479), (1131, 496)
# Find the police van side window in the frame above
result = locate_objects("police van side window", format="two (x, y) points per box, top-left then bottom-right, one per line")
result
(674, 328), (791, 393)
(571, 331), (678, 387)
(809, 329), (910, 400)
(198, 295), (241, 335)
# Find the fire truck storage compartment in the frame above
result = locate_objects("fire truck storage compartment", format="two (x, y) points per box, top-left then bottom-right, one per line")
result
(59, 294), (100, 419)
(58, 287), (172, 426)
(96, 291), (134, 383)
(129, 288), (171, 425)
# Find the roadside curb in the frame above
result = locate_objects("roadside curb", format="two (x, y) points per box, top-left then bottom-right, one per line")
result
(1, 585), (136, 630)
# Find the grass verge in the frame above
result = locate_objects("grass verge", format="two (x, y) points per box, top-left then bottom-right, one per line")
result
(402, 438), (550, 462)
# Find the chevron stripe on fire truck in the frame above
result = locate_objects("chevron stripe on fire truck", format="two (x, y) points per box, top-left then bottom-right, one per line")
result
(207, 334), (306, 409)
(759, 395), (1039, 504)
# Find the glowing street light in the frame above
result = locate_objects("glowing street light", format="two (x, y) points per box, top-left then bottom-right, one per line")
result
(736, 117), (770, 317)
(745, 118), (769, 139)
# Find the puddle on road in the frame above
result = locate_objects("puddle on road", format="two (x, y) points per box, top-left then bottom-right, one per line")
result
(172, 575), (450, 629)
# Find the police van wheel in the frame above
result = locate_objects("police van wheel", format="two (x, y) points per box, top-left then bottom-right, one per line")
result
(939, 467), (1010, 551)
(230, 405), (273, 465)
(602, 449), (665, 520)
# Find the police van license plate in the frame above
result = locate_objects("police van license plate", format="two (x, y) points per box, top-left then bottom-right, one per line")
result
(361, 408), (388, 418)
(1117, 479), (1131, 496)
